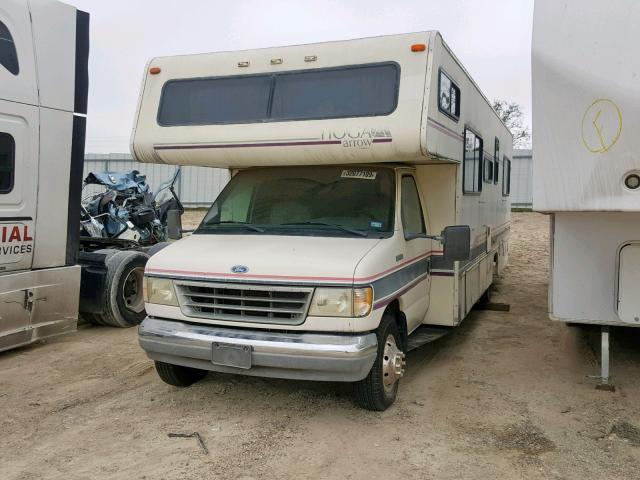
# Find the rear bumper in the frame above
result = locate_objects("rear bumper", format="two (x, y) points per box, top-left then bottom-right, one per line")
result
(139, 317), (378, 382)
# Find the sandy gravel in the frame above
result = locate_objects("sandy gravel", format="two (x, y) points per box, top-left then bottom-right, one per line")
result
(2, 212), (640, 480)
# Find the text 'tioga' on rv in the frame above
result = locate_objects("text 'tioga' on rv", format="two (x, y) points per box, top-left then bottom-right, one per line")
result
(131, 32), (513, 410)
(533, 0), (640, 387)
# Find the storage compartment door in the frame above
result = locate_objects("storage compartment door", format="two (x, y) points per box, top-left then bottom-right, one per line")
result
(618, 244), (640, 324)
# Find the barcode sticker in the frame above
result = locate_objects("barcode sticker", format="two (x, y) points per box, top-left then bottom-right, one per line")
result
(341, 169), (377, 180)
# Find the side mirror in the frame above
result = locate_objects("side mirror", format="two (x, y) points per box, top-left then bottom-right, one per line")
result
(167, 209), (183, 240)
(442, 225), (471, 262)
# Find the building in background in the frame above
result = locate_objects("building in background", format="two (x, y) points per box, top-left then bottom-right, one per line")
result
(511, 149), (532, 209)
(84, 153), (230, 208)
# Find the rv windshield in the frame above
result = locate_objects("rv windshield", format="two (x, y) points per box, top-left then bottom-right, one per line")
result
(197, 166), (395, 238)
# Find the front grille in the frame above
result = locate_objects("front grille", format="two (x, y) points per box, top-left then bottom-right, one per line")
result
(175, 280), (313, 325)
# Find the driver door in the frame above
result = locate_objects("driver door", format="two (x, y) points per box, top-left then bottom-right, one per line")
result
(399, 173), (431, 331)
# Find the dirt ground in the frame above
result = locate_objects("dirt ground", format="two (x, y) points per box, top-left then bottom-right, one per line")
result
(3, 212), (640, 480)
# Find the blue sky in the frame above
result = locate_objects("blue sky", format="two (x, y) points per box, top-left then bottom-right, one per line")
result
(66, 0), (534, 153)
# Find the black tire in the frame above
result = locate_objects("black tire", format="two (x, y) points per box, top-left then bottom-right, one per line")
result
(354, 313), (404, 411)
(147, 242), (171, 257)
(81, 312), (104, 326)
(154, 361), (207, 387)
(92, 250), (149, 327)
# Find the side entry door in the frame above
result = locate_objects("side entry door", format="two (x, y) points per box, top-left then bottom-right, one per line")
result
(399, 174), (431, 331)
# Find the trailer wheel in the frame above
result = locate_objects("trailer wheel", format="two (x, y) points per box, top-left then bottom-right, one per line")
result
(354, 313), (405, 411)
(154, 361), (207, 387)
(81, 312), (105, 326)
(92, 250), (149, 327)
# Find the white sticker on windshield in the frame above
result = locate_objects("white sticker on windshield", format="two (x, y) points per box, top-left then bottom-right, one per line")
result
(341, 169), (377, 180)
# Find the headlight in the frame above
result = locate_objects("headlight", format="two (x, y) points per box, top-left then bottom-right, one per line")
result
(309, 287), (373, 317)
(144, 277), (178, 306)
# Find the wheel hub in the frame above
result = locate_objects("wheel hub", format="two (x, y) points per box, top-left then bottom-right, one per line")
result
(122, 266), (145, 313)
(382, 334), (406, 392)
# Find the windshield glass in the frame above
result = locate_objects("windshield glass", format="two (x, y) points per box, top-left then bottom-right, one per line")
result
(197, 166), (395, 238)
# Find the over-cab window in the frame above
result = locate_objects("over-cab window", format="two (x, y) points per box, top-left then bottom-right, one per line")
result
(438, 70), (460, 120)
(0, 133), (15, 193)
(502, 156), (511, 196)
(463, 129), (483, 194)
(158, 62), (400, 126)
(0, 21), (19, 75)
(401, 175), (426, 238)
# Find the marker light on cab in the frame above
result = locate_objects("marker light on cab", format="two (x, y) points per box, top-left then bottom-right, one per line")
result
(309, 287), (373, 317)
(144, 277), (178, 306)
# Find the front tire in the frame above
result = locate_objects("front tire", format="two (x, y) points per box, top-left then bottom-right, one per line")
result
(354, 313), (405, 411)
(154, 361), (207, 387)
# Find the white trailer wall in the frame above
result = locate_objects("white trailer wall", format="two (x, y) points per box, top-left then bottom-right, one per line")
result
(83, 153), (229, 207)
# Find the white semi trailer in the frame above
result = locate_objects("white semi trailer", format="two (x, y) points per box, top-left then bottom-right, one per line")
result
(132, 32), (513, 410)
(0, 0), (158, 352)
(0, 0), (89, 351)
(533, 0), (640, 388)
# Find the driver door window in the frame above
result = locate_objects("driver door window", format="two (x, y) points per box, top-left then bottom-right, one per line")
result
(401, 175), (426, 238)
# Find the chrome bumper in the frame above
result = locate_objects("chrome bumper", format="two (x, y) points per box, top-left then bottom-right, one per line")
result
(139, 317), (378, 382)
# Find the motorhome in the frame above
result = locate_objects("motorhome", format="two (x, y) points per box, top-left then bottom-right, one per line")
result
(533, 0), (640, 387)
(0, 0), (88, 351)
(132, 32), (513, 410)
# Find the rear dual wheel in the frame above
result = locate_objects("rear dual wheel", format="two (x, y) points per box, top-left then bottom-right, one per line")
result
(354, 313), (406, 411)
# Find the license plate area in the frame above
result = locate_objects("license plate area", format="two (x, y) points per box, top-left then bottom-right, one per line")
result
(211, 342), (252, 369)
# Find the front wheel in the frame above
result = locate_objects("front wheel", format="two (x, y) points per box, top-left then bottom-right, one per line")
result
(354, 313), (405, 411)
(154, 361), (207, 387)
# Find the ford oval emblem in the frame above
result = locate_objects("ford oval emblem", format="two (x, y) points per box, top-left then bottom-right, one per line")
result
(231, 265), (249, 274)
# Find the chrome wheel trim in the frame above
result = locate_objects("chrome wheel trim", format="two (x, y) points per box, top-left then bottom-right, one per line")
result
(122, 266), (145, 313)
(381, 334), (406, 393)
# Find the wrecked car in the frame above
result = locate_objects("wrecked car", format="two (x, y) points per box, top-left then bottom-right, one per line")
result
(80, 169), (181, 245)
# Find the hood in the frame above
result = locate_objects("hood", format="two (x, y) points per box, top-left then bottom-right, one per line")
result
(146, 233), (381, 284)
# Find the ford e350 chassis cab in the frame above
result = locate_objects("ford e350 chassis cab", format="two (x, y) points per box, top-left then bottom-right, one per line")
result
(132, 32), (512, 410)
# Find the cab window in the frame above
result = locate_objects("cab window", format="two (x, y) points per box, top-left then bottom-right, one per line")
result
(401, 175), (426, 238)
(0, 21), (19, 75)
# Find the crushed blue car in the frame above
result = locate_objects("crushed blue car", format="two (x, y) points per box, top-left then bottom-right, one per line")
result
(80, 169), (182, 246)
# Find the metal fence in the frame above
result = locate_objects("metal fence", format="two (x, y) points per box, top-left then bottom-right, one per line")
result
(83, 153), (230, 208)
(512, 149), (532, 208)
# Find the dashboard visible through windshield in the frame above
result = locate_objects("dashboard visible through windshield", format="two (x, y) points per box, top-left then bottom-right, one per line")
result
(197, 166), (396, 238)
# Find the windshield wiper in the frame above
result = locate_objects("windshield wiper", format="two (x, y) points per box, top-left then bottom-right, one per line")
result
(200, 221), (265, 233)
(280, 221), (368, 237)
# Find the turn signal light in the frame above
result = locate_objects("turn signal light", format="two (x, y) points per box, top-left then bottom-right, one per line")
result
(149, 67), (161, 75)
(411, 43), (426, 52)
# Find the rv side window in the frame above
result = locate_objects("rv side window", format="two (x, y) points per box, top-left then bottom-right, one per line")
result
(0, 21), (19, 75)
(493, 137), (500, 184)
(463, 129), (483, 194)
(502, 156), (511, 196)
(483, 155), (493, 183)
(401, 175), (426, 238)
(158, 62), (399, 126)
(0, 133), (15, 193)
(438, 70), (460, 120)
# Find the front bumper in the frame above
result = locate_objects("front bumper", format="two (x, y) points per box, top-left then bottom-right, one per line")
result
(139, 317), (378, 382)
